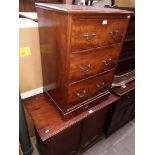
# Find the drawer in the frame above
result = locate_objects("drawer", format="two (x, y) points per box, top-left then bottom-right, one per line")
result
(67, 70), (114, 109)
(71, 17), (128, 52)
(69, 46), (121, 83)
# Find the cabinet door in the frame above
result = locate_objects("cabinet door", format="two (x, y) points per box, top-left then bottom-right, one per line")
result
(110, 104), (133, 131)
(80, 107), (108, 149)
(51, 122), (82, 155)
(104, 90), (135, 136)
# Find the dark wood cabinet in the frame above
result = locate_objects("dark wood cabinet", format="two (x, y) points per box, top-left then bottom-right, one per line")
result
(80, 106), (108, 150)
(109, 7), (135, 74)
(36, 3), (132, 119)
(19, 0), (63, 12)
(24, 93), (118, 155)
(52, 123), (81, 155)
(36, 122), (82, 155)
(104, 81), (135, 136)
(104, 6), (135, 75)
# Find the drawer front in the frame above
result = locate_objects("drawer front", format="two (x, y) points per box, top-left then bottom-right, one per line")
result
(69, 46), (121, 83)
(67, 71), (114, 109)
(71, 17), (128, 52)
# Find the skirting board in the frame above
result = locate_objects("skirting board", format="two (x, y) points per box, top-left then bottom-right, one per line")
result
(20, 83), (56, 99)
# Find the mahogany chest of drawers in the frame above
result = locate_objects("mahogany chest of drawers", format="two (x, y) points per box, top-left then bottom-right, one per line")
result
(36, 3), (132, 118)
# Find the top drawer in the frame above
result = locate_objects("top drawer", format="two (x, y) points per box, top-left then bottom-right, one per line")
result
(71, 17), (128, 52)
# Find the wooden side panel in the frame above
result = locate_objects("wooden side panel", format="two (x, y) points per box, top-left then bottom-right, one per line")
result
(36, 8), (69, 111)
(36, 129), (54, 155)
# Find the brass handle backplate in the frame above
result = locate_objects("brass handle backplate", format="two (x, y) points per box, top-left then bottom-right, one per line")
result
(102, 58), (112, 66)
(76, 89), (87, 98)
(96, 82), (105, 89)
(79, 64), (93, 73)
(83, 32), (96, 42)
(108, 30), (119, 38)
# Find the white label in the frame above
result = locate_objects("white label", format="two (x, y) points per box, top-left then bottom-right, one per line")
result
(88, 110), (93, 114)
(121, 83), (127, 88)
(102, 20), (107, 25)
(45, 129), (49, 133)
(122, 85), (126, 88)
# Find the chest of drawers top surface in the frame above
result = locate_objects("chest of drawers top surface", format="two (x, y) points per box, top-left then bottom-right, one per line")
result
(36, 4), (132, 118)
(35, 3), (133, 15)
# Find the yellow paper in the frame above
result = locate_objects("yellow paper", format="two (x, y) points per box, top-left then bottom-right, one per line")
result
(19, 47), (31, 57)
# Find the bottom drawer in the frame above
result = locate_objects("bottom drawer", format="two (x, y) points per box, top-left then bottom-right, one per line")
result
(67, 70), (114, 109)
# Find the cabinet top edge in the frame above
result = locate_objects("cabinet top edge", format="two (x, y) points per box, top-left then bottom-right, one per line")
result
(112, 81), (135, 96)
(24, 93), (118, 141)
(35, 3), (133, 15)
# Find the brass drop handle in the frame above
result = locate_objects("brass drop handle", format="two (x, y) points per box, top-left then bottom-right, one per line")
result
(76, 89), (87, 98)
(79, 64), (93, 72)
(108, 30), (119, 38)
(96, 82), (105, 89)
(83, 32), (96, 41)
(102, 58), (112, 66)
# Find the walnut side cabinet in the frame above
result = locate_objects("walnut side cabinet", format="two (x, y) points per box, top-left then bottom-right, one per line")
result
(24, 93), (118, 155)
(36, 3), (132, 119)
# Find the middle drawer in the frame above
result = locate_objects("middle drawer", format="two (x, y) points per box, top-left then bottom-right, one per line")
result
(69, 46), (121, 83)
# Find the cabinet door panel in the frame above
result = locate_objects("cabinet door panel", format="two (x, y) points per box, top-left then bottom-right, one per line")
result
(81, 107), (108, 148)
(52, 122), (82, 155)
